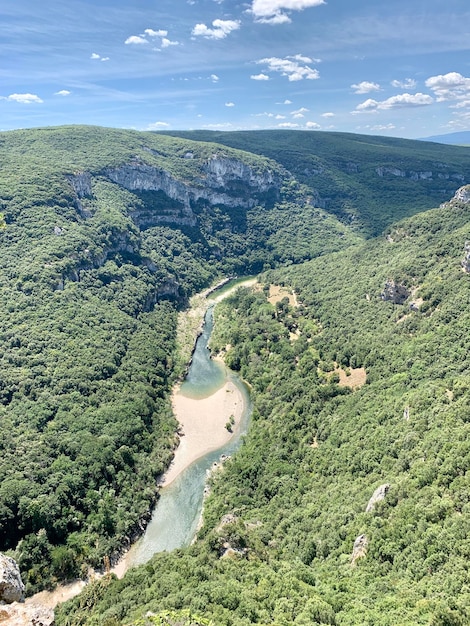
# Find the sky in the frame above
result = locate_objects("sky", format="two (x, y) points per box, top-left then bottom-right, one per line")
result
(1, 0), (470, 138)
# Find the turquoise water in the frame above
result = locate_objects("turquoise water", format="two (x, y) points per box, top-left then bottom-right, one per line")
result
(125, 286), (252, 567)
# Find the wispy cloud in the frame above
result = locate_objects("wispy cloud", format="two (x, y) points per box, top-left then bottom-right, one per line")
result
(351, 81), (381, 94)
(91, 52), (110, 61)
(256, 55), (319, 81)
(192, 19), (240, 40)
(147, 121), (170, 129)
(278, 122), (300, 128)
(54, 90), (71, 96)
(391, 78), (416, 90)
(144, 29), (168, 37)
(225, 102), (235, 107)
(250, 0), (325, 25)
(321, 111), (334, 117)
(1, 93), (43, 104)
(161, 38), (179, 48)
(355, 92), (433, 112)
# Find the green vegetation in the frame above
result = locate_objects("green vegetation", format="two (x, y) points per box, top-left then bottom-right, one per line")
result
(161, 129), (470, 236)
(58, 190), (469, 624)
(0, 125), (469, 622)
(0, 125), (359, 592)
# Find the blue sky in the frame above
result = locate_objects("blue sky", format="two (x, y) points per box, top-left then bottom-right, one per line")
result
(2, 0), (470, 138)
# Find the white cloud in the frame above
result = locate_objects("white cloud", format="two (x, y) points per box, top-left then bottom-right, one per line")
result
(288, 53), (320, 63)
(250, 0), (325, 25)
(202, 122), (234, 128)
(125, 35), (148, 45)
(91, 53), (101, 59)
(251, 73), (270, 81)
(451, 100), (470, 109)
(356, 92), (434, 111)
(257, 56), (320, 81)
(161, 38), (179, 48)
(210, 74), (219, 82)
(321, 112), (334, 117)
(225, 102), (235, 107)
(306, 121), (320, 129)
(278, 122), (300, 128)
(144, 29), (168, 37)
(391, 78), (416, 89)
(275, 114), (286, 119)
(192, 19), (240, 40)
(425, 72), (470, 101)
(101, 57), (110, 62)
(370, 123), (396, 131)
(291, 106), (309, 115)
(147, 121), (170, 129)
(2, 93), (43, 104)
(351, 81), (381, 94)
(55, 90), (71, 96)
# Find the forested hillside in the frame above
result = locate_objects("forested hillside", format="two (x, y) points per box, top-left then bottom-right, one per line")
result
(58, 188), (469, 625)
(0, 126), (468, 623)
(0, 125), (360, 593)
(161, 129), (470, 236)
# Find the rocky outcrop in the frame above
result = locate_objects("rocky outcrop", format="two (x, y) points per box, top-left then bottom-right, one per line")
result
(366, 484), (390, 512)
(462, 241), (470, 273)
(104, 157), (281, 216)
(376, 167), (465, 183)
(0, 554), (25, 604)
(453, 185), (470, 204)
(381, 280), (410, 304)
(202, 154), (278, 193)
(66, 172), (93, 218)
(351, 534), (368, 565)
(0, 602), (54, 626)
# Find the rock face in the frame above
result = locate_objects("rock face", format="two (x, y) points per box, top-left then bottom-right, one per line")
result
(104, 157), (280, 215)
(0, 602), (54, 626)
(351, 534), (368, 565)
(453, 185), (470, 204)
(366, 484), (390, 512)
(381, 280), (410, 304)
(462, 241), (470, 273)
(0, 554), (25, 604)
(376, 167), (465, 183)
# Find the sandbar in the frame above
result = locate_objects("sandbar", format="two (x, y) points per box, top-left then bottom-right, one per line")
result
(161, 379), (244, 487)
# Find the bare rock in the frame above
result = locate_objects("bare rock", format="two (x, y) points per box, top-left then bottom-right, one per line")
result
(366, 484), (390, 512)
(462, 241), (470, 273)
(0, 602), (54, 625)
(351, 534), (368, 565)
(381, 280), (410, 304)
(453, 185), (470, 204)
(0, 554), (25, 604)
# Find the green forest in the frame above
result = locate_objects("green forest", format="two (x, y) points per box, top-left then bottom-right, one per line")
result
(0, 126), (468, 625)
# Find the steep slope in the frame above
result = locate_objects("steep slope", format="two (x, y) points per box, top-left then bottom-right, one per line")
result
(59, 188), (469, 625)
(0, 125), (357, 593)
(161, 129), (470, 236)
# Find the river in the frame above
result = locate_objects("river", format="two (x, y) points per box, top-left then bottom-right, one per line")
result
(29, 278), (254, 608)
(115, 278), (254, 570)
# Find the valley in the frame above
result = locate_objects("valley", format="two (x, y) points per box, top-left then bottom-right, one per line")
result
(0, 126), (468, 625)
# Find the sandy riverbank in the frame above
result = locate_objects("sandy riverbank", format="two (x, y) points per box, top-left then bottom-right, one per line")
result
(161, 379), (244, 487)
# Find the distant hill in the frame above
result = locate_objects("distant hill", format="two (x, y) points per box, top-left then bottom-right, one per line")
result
(419, 130), (470, 145)
(160, 129), (470, 235)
